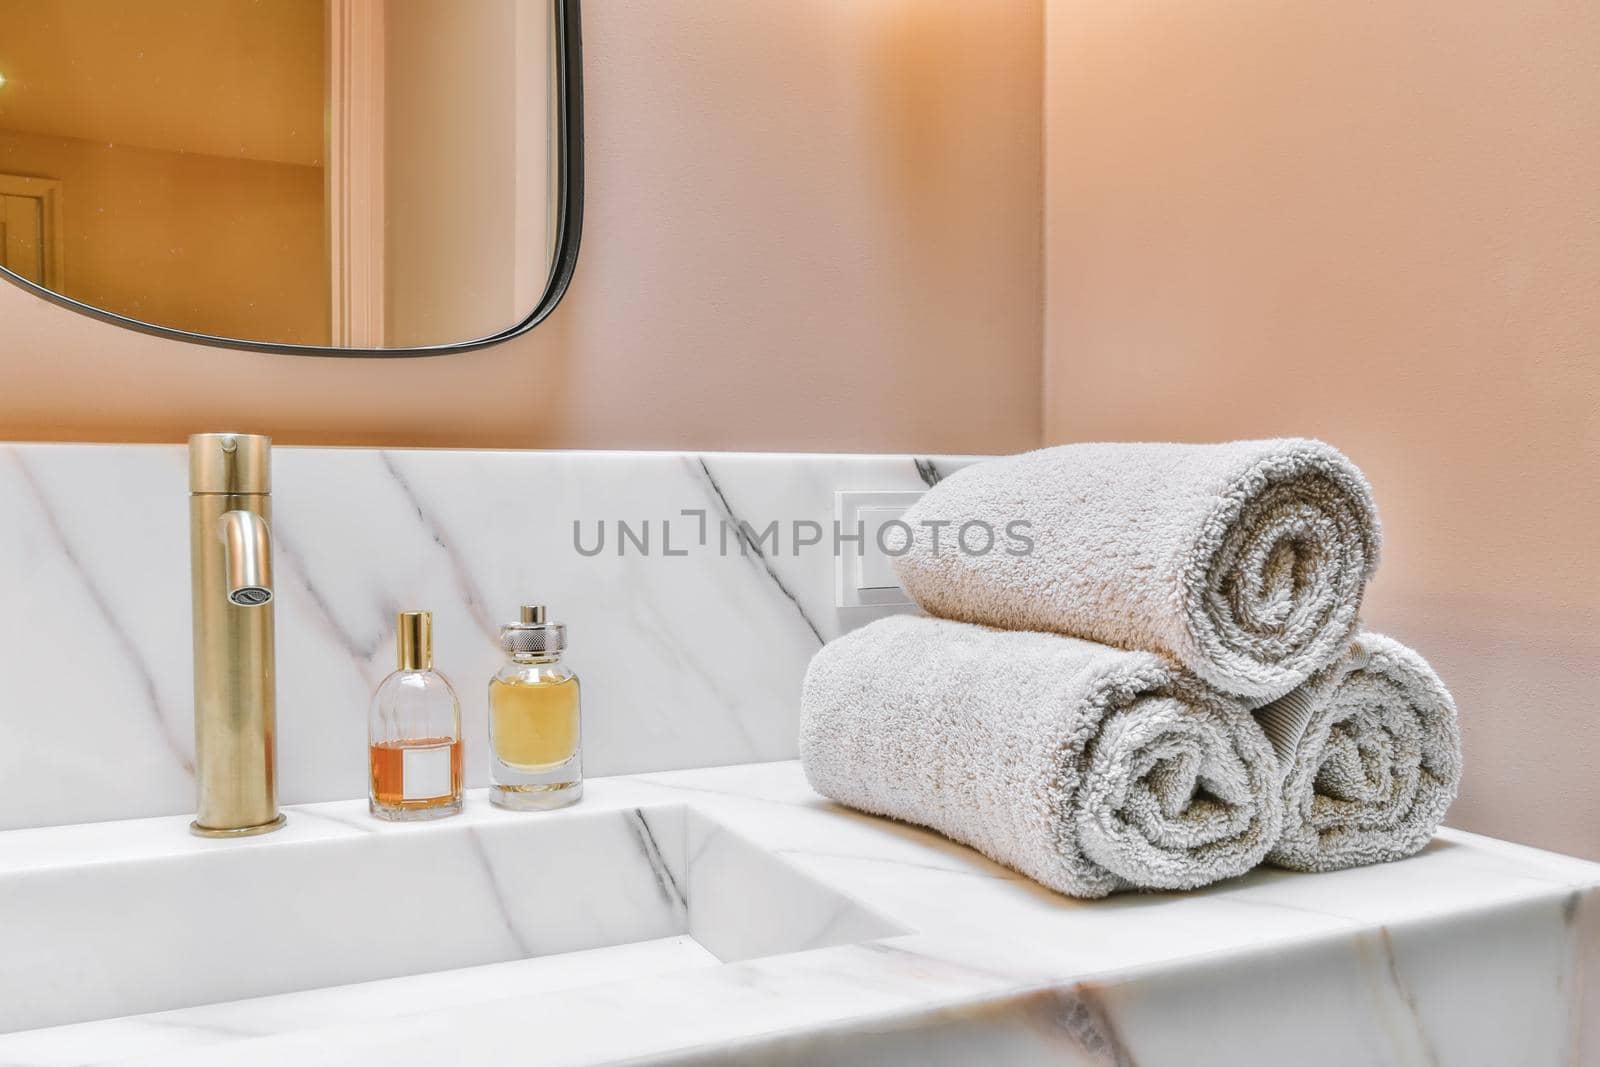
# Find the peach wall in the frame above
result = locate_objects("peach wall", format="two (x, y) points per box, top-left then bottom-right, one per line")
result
(1044, 1), (1600, 858)
(0, 0), (1043, 456)
(0, 0), (1593, 863)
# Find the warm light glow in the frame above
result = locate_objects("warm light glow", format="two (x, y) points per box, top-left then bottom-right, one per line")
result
(0, 73), (8, 89)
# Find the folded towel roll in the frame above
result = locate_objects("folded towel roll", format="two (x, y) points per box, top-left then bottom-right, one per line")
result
(799, 614), (1281, 898)
(1258, 632), (1461, 872)
(895, 440), (1381, 701)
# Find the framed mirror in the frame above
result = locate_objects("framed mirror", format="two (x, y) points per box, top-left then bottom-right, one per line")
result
(0, 0), (582, 357)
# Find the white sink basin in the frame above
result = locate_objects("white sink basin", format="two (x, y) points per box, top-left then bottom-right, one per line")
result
(0, 802), (902, 1038)
(3, 763), (1598, 1067)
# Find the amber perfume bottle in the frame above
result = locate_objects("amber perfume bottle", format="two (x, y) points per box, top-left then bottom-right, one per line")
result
(488, 605), (582, 810)
(368, 611), (463, 820)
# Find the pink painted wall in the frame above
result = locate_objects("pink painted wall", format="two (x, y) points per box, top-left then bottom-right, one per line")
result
(0, 0), (1043, 456)
(1044, 1), (1600, 859)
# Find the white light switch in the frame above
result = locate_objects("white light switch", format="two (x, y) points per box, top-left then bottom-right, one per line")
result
(835, 490), (923, 607)
(855, 508), (907, 589)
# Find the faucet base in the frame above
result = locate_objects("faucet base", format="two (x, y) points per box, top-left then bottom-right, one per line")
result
(189, 814), (287, 839)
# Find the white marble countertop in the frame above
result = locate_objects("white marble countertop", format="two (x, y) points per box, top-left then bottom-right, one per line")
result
(3, 761), (1597, 1066)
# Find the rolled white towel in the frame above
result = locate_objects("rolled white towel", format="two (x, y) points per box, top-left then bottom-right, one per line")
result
(1258, 632), (1462, 872)
(894, 440), (1380, 702)
(799, 614), (1281, 898)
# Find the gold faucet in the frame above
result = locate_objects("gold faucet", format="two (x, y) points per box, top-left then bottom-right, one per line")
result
(188, 433), (285, 837)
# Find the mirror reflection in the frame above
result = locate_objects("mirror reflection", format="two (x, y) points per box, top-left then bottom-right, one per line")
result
(0, 0), (565, 350)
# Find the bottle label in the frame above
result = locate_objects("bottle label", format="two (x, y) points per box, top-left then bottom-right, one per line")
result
(402, 745), (452, 800)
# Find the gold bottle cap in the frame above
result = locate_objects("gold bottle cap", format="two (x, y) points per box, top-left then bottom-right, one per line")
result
(397, 611), (433, 671)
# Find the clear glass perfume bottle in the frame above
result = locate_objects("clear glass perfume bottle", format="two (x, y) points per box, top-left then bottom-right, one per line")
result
(368, 611), (463, 820)
(488, 605), (582, 810)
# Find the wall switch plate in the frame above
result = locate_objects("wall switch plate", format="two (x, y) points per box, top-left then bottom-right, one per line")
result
(834, 490), (923, 607)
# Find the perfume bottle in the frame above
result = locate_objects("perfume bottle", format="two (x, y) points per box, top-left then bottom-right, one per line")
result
(368, 611), (463, 820)
(488, 605), (582, 810)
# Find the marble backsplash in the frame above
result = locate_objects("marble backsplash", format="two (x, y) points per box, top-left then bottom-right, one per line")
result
(0, 443), (973, 831)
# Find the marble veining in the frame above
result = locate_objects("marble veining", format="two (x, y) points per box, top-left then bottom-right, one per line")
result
(692, 457), (825, 645)
(5, 442), (1596, 1065)
(463, 826), (538, 959)
(0, 790), (900, 1038)
(629, 807), (688, 914)
(914, 458), (946, 488)
(0, 443), (973, 830)
(0, 762), (1590, 1066)
(4, 449), (194, 779)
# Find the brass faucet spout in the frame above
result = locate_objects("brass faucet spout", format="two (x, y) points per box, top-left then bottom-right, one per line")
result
(188, 433), (284, 838)
(219, 510), (273, 606)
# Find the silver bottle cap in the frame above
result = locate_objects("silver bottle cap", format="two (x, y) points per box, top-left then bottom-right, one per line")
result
(500, 604), (566, 656)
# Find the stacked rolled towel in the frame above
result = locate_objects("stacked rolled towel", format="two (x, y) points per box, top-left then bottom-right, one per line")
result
(894, 440), (1381, 702)
(800, 438), (1462, 897)
(1257, 632), (1462, 872)
(800, 614), (1282, 897)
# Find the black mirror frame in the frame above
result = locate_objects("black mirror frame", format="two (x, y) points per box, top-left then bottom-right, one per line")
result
(0, 0), (584, 359)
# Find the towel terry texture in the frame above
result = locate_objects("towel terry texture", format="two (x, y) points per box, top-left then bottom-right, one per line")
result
(894, 439), (1380, 702)
(1257, 632), (1461, 872)
(799, 614), (1282, 898)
